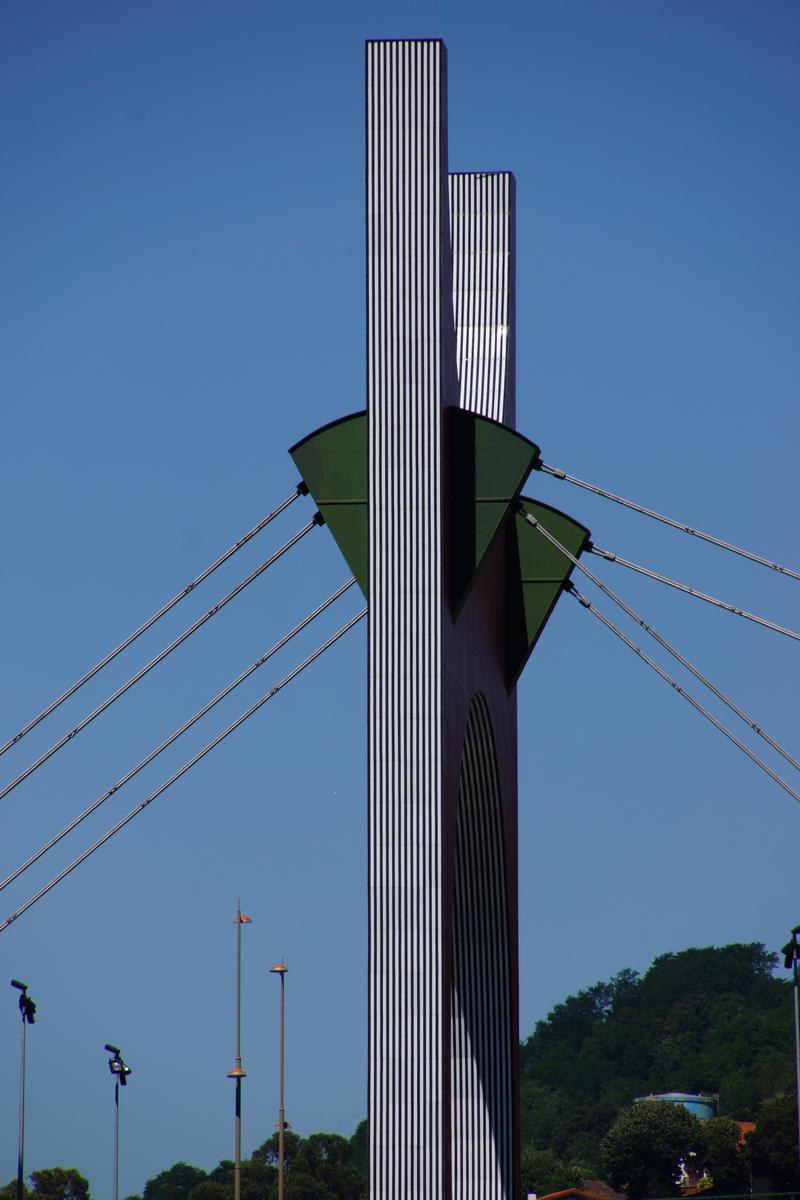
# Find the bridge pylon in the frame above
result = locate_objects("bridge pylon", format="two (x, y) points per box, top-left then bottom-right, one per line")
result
(290, 38), (589, 1200)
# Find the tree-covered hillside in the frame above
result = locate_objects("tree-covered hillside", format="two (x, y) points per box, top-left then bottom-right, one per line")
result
(519, 942), (793, 1173)
(8, 944), (792, 1200)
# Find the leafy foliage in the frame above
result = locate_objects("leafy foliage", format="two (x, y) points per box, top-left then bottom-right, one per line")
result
(27, 1170), (90, 1200)
(346, 1121), (367, 1178)
(16, 943), (792, 1200)
(600, 1101), (699, 1198)
(520, 943), (792, 1172)
(696, 1117), (749, 1194)
(0, 1183), (30, 1200)
(520, 1147), (582, 1196)
(253, 1131), (366, 1200)
(144, 1164), (208, 1200)
(744, 1091), (799, 1189)
(139, 1127), (367, 1200)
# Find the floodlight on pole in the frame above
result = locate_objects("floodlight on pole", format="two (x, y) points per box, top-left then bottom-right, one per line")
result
(227, 902), (251, 1200)
(270, 961), (288, 1200)
(10, 979), (36, 1200)
(105, 1043), (131, 1200)
(781, 926), (800, 1179)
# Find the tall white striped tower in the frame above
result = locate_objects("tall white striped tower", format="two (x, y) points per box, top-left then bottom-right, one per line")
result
(291, 37), (588, 1200)
(367, 40), (517, 1200)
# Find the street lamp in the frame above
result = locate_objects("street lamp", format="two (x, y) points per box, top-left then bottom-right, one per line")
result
(781, 926), (800, 1179)
(10, 980), (36, 1200)
(227, 903), (251, 1200)
(270, 961), (288, 1200)
(105, 1043), (132, 1200)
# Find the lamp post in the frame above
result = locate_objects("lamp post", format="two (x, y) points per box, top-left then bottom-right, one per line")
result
(270, 961), (288, 1200)
(10, 980), (36, 1200)
(105, 1043), (132, 1200)
(781, 925), (800, 1178)
(227, 903), (251, 1200)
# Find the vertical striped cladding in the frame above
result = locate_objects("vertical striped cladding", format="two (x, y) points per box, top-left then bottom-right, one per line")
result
(451, 695), (513, 1199)
(449, 170), (517, 1200)
(449, 173), (515, 426)
(366, 40), (449, 1200)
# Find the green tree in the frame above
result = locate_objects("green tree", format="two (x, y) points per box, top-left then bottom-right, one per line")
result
(696, 1116), (748, 1194)
(745, 1091), (798, 1189)
(600, 1101), (698, 1198)
(252, 1130), (303, 1176)
(241, 1157), (275, 1200)
(252, 1130), (366, 1200)
(206, 1163), (234, 1185)
(28, 1170), (90, 1200)
(302, 1133), (366, 1199)
(186, 1184), (227, 1200)
(0, 1182), (31, 1200)
(520, 943), (792, 1169)
(143, 1164), (208, 1200)
(201, 1155), (274, 1200)
(347, 1121), (368, 1177)
(520, 1147), (582, 1197)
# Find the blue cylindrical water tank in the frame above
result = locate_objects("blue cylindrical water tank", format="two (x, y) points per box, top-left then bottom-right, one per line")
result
(634, 1092), (718, 1120)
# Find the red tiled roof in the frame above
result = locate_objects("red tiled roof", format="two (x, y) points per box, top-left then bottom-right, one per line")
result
(537, 1188), (626, 1200)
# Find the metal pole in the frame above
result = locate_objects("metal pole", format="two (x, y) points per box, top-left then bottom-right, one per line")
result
(113, 1079), (119, 1200)
(270, 961), (288, 1200)
(234, 909), (242, 1200)
(793, 952), (800, 1178)
(228, 904), (249, 1200)
(234, 1078), (241, 1200)
(17, 1014), (26, 1200)
(783, 926), (800, 1183)
(104, 1044), (130, 1199)
(278, 971), (285, 1200)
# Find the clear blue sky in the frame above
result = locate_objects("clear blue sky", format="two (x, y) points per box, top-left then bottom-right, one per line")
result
(1, 1), (798, 1194)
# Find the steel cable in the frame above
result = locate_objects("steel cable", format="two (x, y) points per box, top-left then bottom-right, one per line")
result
(0, 578), (356, 893)
(0, 487), (304, 758)
(535, 460), (800, 583)
(518, 507), (800, 776)
(589, 545), (800, 643)
(0, 605), (367, 934)
(567, 583), (800, 808)
(0, 517), (319, 804)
